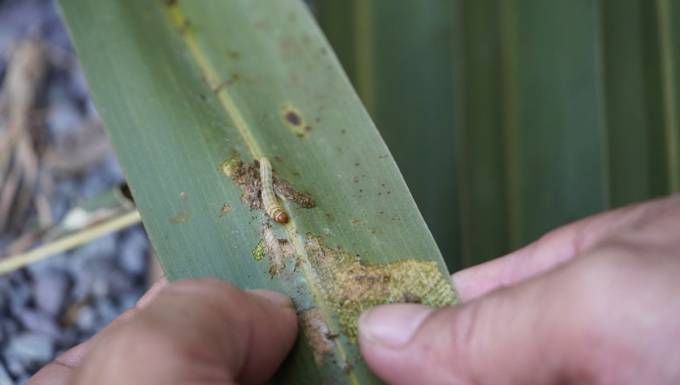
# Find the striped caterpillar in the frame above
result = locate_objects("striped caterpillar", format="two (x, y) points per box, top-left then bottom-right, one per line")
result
(259, 157), (289, 224)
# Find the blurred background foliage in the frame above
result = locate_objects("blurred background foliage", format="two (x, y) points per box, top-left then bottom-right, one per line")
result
(314, 0), (680, 270)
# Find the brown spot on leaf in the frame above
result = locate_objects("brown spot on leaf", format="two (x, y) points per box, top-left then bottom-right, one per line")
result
(178, 19), (192, 34)
(281, 105), (310, 138)
(225, 50), (240, 60)
(219, 203), (232, 217)
(304, 236), (457, 340)
(301, 308), (335, 366)
(213, 74), (240, 93)
(285, 111), (302, 126)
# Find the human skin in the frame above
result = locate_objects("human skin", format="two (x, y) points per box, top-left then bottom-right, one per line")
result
(359, 194), (680, 385)
(27, 195), (680, 384)
(26, 279), (298, 385)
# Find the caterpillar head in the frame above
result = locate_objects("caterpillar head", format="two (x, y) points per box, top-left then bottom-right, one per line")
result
(271, 207), (289, 224)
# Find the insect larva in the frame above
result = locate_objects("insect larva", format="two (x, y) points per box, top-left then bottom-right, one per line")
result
(259, 157), (289, 224)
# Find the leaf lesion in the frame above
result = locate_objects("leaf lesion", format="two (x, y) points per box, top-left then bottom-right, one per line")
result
(219, 154), (316, 211)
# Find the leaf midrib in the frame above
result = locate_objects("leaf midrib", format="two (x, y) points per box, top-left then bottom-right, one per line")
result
(164, 4), (360, 383)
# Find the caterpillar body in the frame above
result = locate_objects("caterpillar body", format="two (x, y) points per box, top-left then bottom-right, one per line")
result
(259, 157), (289, 224)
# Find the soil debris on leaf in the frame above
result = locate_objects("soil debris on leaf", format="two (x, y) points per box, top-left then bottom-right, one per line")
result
(301, 308), (336, 366)
(304, 236), (457, 340)
(272, 174), (315, 208)
(219, 154), (315, 211)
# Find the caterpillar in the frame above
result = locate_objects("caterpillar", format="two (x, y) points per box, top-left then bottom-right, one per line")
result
(259, 157), (289, 224)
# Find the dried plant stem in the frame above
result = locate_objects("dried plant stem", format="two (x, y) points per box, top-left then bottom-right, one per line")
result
(0, 209), (141, 274)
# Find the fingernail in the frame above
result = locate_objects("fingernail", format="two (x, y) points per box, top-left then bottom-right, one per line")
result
(248, 289), (294, 308)
(359, 304), (433, 348)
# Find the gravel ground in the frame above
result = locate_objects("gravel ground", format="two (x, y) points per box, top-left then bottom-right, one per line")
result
(0, 0), (151, 383)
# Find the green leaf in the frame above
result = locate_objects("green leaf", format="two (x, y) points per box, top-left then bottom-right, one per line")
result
(316, 0), (463, 269)
(59, 1), (456, 384)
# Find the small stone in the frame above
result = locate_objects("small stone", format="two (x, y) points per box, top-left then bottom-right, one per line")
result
(71, 234), (117, 263)
(33, 270), (68, 315)
(47, 99), (82, 138)
(3, 319), (19, 336)
(18, 309), (60, 338)
(117, 289), (144, 313)
(118, 228), (149, 275)
(56, 328), (78, 348)
(108, 268), (135, 294)
(27, 252), (68, 276)
(94, 297), (119, 326)
(4, 332), (55, 369)
(86, 263), (132, 298)
(0, 364), (13, 385)
(75, 305), (96, 332)
(5, 355), (24, 378)
(69, 272), (94, 303)
(99, 155), (125, 184)
(8, 280), (30, 316)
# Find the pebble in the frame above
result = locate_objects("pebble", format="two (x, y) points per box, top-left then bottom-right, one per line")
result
(4, 356), (24, 379)
(47, 99), (82, 139)
(75, 305), (96, 333)
(32, 270), (68, 316)
(4, 332), (54, 371)
(17, 310), (60, 338)
(7, 281), (30, 317)
(70, 233), (117, 264)
(118, 289), (144, 313)
(118, 228), (148, 275)
(94, 297), (119, 326)
(2, 319), (19, 337)
(0, 364), (13, 385)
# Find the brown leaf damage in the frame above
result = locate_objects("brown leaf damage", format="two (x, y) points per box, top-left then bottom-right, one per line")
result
(304, 236), (457, 341)
(301, 308), (335, 366)
(219, 155), (315, 211)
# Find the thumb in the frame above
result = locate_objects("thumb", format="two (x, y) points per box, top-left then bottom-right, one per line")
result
(74, 279), (298, 385)
(358, 257), (603, 385)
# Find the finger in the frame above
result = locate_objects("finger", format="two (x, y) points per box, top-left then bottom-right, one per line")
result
(360, 252), (616, 385)
(73, 278), (298, 385)
(452, 194), (680, 301)
(26, 277), (168, 385)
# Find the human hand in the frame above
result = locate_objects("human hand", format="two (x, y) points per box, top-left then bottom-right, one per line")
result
(359, 195), (680, 385)
(27, 278), (297, 385)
